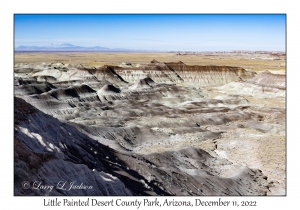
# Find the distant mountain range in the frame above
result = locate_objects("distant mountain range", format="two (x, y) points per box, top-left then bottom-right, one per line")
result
(14, 43), (141, 52)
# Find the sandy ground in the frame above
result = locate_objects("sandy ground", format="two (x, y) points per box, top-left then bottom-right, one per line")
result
(14, 52), (286, 73)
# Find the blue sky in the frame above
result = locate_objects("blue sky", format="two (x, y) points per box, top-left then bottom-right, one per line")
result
(14, 14), (286, 51)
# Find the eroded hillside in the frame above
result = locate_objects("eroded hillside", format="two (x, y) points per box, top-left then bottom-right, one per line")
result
(14, 60), (286, 196)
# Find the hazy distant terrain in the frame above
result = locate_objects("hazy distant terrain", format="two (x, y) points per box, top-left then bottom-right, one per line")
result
(14, 52), (286, 196)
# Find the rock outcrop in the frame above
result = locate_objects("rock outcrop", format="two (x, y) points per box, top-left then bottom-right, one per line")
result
(219, 71), (286, 97)
(165, 62), (256, 86)
(14, 97), (270, 196)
